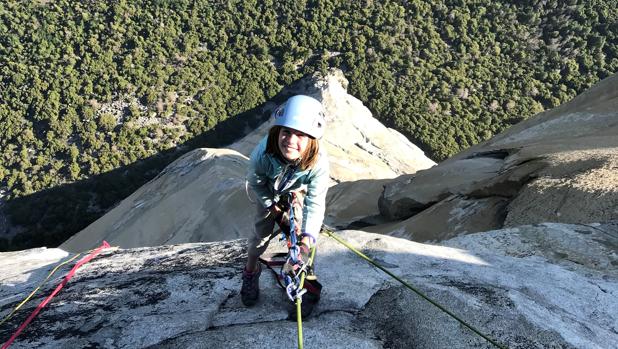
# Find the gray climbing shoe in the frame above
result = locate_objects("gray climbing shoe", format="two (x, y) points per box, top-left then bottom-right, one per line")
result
(241, 265), (261, 306)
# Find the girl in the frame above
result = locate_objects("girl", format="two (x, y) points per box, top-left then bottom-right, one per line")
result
(241, 95), (329, 318)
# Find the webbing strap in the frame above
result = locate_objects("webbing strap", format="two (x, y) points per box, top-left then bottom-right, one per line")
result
(259, 253), (288, 289)
(2, 241), (110, 349)
(288, 193), (299, 262)
(274, 164), (298, 195)
(321, 228), (507, 349)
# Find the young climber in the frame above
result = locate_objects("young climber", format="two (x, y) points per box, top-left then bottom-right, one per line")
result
(241, 94), (329, 318)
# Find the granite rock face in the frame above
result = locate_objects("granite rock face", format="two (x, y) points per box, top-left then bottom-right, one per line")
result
(61, 148), (253, 251)
(4, 67), (618, 349)
(1, 223), (617, 348)
(229, 69), (435, 183)
(61, 70), (434, 252)
(378, 73), (618, 241)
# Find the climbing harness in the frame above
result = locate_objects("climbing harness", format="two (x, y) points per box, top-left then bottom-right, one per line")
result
(257, 188), (321, 349)
(321, 227), (508, 349)
(273, 163), (298, 203)
(260, 192), (315, 301)
(271, 165), (305, 300)
(2, 241), (110, 349)
(259, 242), (317, 349)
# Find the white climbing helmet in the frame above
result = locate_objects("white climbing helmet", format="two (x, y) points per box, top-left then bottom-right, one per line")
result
(272, 95), (326, 139)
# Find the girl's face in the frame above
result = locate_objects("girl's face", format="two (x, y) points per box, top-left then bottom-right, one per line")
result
(278, 127), (310, 162)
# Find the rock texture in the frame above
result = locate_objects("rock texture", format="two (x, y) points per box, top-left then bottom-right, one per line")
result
(368, 195), (509, 242)
(61, 148), (253, 251)
(61, 71), (434, 252)
(230, 69), (435, 183)
(2, 223), (617, 348)
(378, 73), (618, 241)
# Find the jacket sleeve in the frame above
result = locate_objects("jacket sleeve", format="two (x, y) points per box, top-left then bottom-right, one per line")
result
(302, 152), (330, 241)
(247, 138), (274, 209)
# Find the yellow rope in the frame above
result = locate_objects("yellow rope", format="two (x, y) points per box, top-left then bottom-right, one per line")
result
(0, 252), (82, 327)
(296, 245), (317, 349)
(321, 228), (508, 349)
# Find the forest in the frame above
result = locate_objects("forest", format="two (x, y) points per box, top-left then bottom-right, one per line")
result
(0, 0), (616, 250)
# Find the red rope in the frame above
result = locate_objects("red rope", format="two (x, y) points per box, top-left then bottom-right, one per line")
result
(2, 241), (110, 349)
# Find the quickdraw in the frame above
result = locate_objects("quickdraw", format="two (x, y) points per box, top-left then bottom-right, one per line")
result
(273, 192), (311, 302)
(259, 190), (319, 349)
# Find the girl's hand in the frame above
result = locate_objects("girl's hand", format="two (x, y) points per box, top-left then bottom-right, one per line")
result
(300, 235), (312, 249)
(298, 242), (311, 264)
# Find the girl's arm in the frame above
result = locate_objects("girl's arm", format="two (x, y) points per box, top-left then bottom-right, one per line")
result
(301, 153), (330, 243)
(247, 139), (274, 209)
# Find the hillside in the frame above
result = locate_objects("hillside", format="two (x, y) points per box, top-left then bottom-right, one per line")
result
(0, 0), (617, 251)
(1, 14), (617, 346)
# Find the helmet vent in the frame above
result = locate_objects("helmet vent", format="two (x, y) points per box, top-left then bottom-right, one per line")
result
(273, 106), (285, 119)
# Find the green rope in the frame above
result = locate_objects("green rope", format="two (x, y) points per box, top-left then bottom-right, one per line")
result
(296, 244), (317, 349)
(321, 228), (507, 349)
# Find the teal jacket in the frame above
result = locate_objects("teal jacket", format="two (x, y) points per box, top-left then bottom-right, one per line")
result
(247, 136), (329, 240)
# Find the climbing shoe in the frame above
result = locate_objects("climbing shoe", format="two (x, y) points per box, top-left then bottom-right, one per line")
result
(241, 264), (261, 306)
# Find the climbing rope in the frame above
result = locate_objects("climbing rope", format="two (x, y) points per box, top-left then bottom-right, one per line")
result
(321, 228), (507, 349)
(0, 252), (83, 327)
(2, 241), (110, 349)
(270, 189), (318, 349)
(295, 245), (316, 349)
